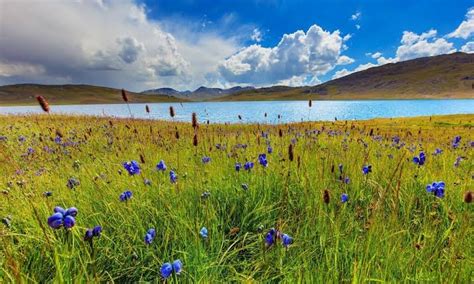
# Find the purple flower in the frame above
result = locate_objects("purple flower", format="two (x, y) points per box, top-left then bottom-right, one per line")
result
(281, 234), (293, 248)
(265, 228), (277, 246)
(267, 146), (273, 154)
(200, 227), (208, 239)
(54, 136), (62, 144)
(160, 263), (173, 279)
(144, 228), (156, 245)
(67, 177), (80, 189)
(244, 161), (254, 171)
(341, 193), (349, 203)
(362, 165), (372, 175)
(84, 229), (94, 241)
(65, 207), (78, 217)
(92, 226), (102, 237)
(338, 164), (343, 173)
(169, 170), (178, 183)
(344, 177), (350, 184)
(172, 260), (183, 274)
(156, 160), (167, 171)
(454, 156), (462, 167)
(235, 163), (242, 171)
(123, 160), (141, 175)
(413, 152), (426, 166)
(119, 190), (133, 201)
(47, 212), (64, 229)
(63, 215), (76, 229)
(426, 181), (445, 198)
(202, 156), (211, 164)
(434, 148), (443, 155)
(452, 136), (461, 148)
(258, 154), (268, 167)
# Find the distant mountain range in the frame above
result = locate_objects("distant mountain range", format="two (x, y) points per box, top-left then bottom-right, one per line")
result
(141, 86), (256, 100)
(0, 52), (473, 105)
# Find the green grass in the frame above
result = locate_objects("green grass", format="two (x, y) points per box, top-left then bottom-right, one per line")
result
(0, 114), (473, 282)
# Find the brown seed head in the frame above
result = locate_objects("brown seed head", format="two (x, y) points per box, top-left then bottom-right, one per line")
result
(169, 106), (175, 118)
(323, 189), (330, 204)
(309, 99), (312, 107)
(192, 112), (198, 129)
(36, 95), (50, 113)
(193, 133), (198, 146)
(288, 144), (294, 162)
(145, 105), (150, 113)
(121, 89), (129, 102)
(464, 191), (473, 203)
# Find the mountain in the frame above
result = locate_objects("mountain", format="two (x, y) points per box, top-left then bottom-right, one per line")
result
(1, 53), (473, 105)
(141, 86), (255, 101)
(0, 84), (185, 106)
(215, 52), (474, 101)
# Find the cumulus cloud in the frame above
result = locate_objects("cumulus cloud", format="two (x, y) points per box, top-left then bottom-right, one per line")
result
(448, 7), (474, 39)
(251, 28), (263, 42)
(396, 30), (455, 60)
(219, 24), (347, 86)
(332, 28), (454, 80)
(0, 0), (240, 91)
(461, 41), (474, 53)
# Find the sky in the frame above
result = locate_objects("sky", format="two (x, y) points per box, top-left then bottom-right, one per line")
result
(0, 0), (473, 92)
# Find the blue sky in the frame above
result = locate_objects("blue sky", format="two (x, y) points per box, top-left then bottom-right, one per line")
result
(0, 0), (473, 91)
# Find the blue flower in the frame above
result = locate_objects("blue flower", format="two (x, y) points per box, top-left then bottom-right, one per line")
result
(92, 226), (102, 237)
(281, 234), (293, 248)
(362, 165), (372, 175)
(54, 206), (66, 215)
(119, 190), (133, 202)
(199, 227), (208, 239)
(172, 259), (183, 274)
(160, 263), (173, 279)
(434, 148), (443, 155)
(338, 164), (343, 173)
(258, 154), (268, 167)
(454, 156), (462, 167)
(244, 161), (254, 171)
(235, 163), (242, 171)
(202, 156), (211, 164)
(267, 146), (273, 154)
(169, 170), (178, 183)
(54, 136), (62, 144)
(426, 181), (445, 198)
(265, 228), (276, 246)
(63, 215), (76, 229)
(43, 191), (53, 197)
(413, 152), (426, 166)
(123, 160), (141, 175)
(156, 160), (167, 171)
(84, 229), (94, 241)
(452, 136), (461, 148)
(341, 193), (349, 203)
(144, 228), (156, 245)
(66, 207), (78, 217)
(47, 212), (64, 229)
(344, 177), (350, 184)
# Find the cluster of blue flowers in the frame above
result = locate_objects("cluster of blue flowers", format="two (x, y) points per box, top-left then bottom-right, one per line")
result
(160, 260), (182, 279)
(426, 181), (445, 198)
(123, 160), (141, 175)
(47, 206), (78, 229)
(413, 152), (426, 166)
(244, 161), (254, 171)
(264, 228), (293, 249)
(144, 228), (156, 245)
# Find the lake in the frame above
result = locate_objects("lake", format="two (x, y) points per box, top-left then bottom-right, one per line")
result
(1, 100), (473, 123)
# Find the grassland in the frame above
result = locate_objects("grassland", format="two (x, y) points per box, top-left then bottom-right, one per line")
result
(0, 84), (184, 106)
(0, 113), (473, 282)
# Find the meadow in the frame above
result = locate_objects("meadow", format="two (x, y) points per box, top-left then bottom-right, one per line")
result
(0, 112), (473, 282)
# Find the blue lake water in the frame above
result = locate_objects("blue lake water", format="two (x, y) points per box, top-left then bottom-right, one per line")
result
(0, 100), (473, 123)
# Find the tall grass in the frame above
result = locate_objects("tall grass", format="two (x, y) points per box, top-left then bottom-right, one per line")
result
(0, 114), (472, 282)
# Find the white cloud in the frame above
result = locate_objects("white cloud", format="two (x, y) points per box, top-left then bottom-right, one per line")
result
(343, 34), (352, 41)
(251, 28), (263, 42)
(351, 12), (361, 21)
(461, 41), (474, 53)
(219, 24), (347, 86)
(448, 7), (474, 39)
(337, 55), (355, 65)
(355, 24), (361, 30)
(396, 30), (456, 60)
(0, 0), (240, 91)
(371, 52), (382, 59)
(331, 28), (454, 80)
